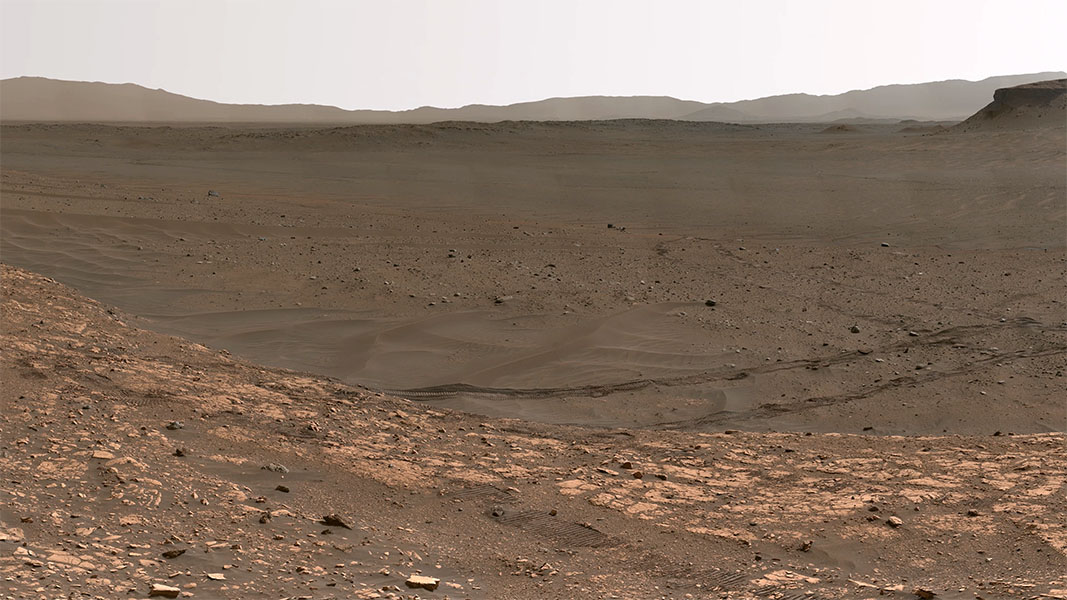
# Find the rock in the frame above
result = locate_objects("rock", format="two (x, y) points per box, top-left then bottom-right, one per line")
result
(632, 471), (644, 479)
(908, 330), (919, 336)
(849, 325), (861, 334)
(799, 540), (812, 552)
(886, 516), (904, 528)
(261, 463), (289, 473)
(619, 461), (633, 469)
(914, 588), (936, 599)
(275, 485), (290, 493)
(161, 548), (186, 559)
(494, 295), (514, 304)
(490, 506), (506, 518)
(966, 509), (981, 517)
(405, 575), (440, 591)
(166, 421), (184, 430)
(322, 514), (352, 529)
(91, 450), (114, 460)
(881, 242), (891, 247)
(206, 190), (220, 197)
(705, 300), (717, 307)
(206, 572), (226, 581)
(149, 583), (181, 598)
(173, 448), (186, 457)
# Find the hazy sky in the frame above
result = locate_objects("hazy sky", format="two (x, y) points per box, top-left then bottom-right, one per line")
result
(2, 0), (1064, 110)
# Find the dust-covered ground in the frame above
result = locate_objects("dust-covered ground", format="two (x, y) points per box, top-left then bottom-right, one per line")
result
(2, 265), (1065, 600)
(1, 121), (1064, 434)
(1, 116), (1065, 598)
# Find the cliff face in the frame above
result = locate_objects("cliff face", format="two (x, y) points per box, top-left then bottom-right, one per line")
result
(956, 78), (1066, 130)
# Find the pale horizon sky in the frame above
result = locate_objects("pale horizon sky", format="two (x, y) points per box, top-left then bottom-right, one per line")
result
(2, 0), (1064, 111)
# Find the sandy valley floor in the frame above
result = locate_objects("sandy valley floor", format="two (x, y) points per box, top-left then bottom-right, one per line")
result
(2, 121), (1063, 434)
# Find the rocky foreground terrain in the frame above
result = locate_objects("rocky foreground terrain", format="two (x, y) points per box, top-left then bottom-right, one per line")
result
(2, 264), (1065, 599)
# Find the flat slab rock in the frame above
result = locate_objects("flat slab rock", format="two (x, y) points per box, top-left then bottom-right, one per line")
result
(149, 583), (181, 598)
(406, 574), (441, 591)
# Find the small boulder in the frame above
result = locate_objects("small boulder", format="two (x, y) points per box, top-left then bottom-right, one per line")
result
(149, 583), (181, 598)
(322, 514), (352, 529)
(886, 516), (904, 528)
(405, 575), (441, 591)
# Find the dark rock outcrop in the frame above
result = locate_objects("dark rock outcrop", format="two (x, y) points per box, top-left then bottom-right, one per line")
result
(956, 79), (1066, 131)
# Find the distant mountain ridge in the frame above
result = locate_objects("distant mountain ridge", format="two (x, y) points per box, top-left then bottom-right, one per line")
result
(680, 73), (1065, 122)
(1, 72), (1063, 124)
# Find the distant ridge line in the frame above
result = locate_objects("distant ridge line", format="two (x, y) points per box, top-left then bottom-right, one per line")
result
(1, 72), (1064, 124)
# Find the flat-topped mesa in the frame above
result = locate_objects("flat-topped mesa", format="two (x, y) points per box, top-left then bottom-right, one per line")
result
(956, 78), (1066, 130)
(993, 78), (1066, 106)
